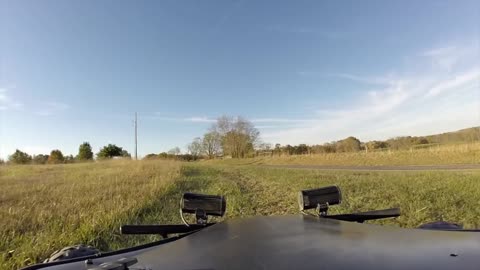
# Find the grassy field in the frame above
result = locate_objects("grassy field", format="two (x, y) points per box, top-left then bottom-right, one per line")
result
(2, 160), (480, 269)
(245, 142), (480, 166)
(0, 160), (183, 270)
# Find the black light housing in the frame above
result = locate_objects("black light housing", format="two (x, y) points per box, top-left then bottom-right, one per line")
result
(298, 186), (342, 212)
(181, 193), (226, 217)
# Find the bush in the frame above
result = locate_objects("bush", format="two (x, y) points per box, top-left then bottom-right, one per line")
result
(143, 153), (158, 160)
(77, 142), (94, 161)
(48, 150), (64, 164)
(64, 155), (75, 163)
(33, 154), (49, 165)
(97, 144), (130, 159)
(336, 137), (361, 152)
(155, 152), (199, 161)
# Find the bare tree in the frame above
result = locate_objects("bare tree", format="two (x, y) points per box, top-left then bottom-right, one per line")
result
(211, 116), (260, 158)
(187, 137), (203, 157)
(168, 147), (181, 156)
(202, 131), (221, 158)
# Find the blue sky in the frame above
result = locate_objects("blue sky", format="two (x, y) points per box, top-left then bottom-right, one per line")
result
(1, 0), (479, 158)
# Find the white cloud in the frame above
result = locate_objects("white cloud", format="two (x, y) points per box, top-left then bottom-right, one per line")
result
(422, 46), (456, 57)
(311, 72), (397, 85)
(0, 87), (23, 111)
(425, 68), (480, 97)
(152, 114), (216, 123)
(183, 116), (216, 123)
(251, 118), (316, 123)
(0, 87), (72, 115)
(421, 44), (477, 71)
(35, 102), (70, 116)
(255, 124), (309, 129)
(262, 42), (480, 145)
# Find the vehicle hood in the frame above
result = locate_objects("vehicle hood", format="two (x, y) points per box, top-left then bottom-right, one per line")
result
(24, 214), (480, 270)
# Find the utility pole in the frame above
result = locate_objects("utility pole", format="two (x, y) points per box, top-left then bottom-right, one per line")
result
(134, 112), (138, 160)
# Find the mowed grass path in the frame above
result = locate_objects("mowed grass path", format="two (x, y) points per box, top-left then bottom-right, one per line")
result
(2, 161), (480, 269)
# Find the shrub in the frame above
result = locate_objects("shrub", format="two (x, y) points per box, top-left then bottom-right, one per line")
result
(8, 150), (32, 164)
(48, 150), (64, 164)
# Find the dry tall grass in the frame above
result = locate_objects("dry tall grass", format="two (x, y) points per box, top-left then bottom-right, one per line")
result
(0, 160), (181, 270)
(255, 142), (480, 166)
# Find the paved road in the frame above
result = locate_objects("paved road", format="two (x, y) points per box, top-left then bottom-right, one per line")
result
(262, 164), (480, 171)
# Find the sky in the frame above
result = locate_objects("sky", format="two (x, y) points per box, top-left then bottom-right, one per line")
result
(1, 0), (479, 158)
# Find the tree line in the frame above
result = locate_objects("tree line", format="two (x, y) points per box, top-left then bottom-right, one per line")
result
(3, 120), (477, 164)
(256, 126), (480, 156)
(3, 142), (132, 165)
(259, 136), (365, 156)
(144, 116), (260, 160)
(144, 118), (479, 160)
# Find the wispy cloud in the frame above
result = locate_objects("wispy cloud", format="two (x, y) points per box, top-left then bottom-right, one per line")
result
(0, 87), (23, 111)
(153, 44), (478, 145)
(152, 114), (316, 127)
(425, 68), (480, 97)
(421, 44), (477, 71)
(0, 87), (72, 116)
(255, 124), (308, 130)
(322, 73), (400, 86)
(421, 46), (456, 57)
(262, 42), (480, 144)
(152, 114), (216, 123)
(183, 116), (216, 123)
(35, 102), (70, 116)
(251, 118), (316, 123)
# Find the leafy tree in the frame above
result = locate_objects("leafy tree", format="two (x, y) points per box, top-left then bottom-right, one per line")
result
(121, 150), (131, 158)
(336, 137), (361, 152)
(48, 150), (64, 164)
(365, 141), (389, 151)
(77, 142), (94, 161)
(187, 137), (203, 157)
(8, 149), (32, 164)
(386, 136), (413, 150)
(64, 155), (75, 163)
(414, 137), (429, 145)
(143, 153), (158, 160)
(97, 144), (129, 159)
(274, 143), (281, 156)
(284, 144), (295, 155)
(158, 152), (169, 159)
(295, 144), (309, 155)
(33, 154), (49, 164)
(310, 143), (336, 154)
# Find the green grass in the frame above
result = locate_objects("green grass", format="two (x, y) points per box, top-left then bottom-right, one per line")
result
(2, 160), (480, 269)
(0, 160), (183, 270)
